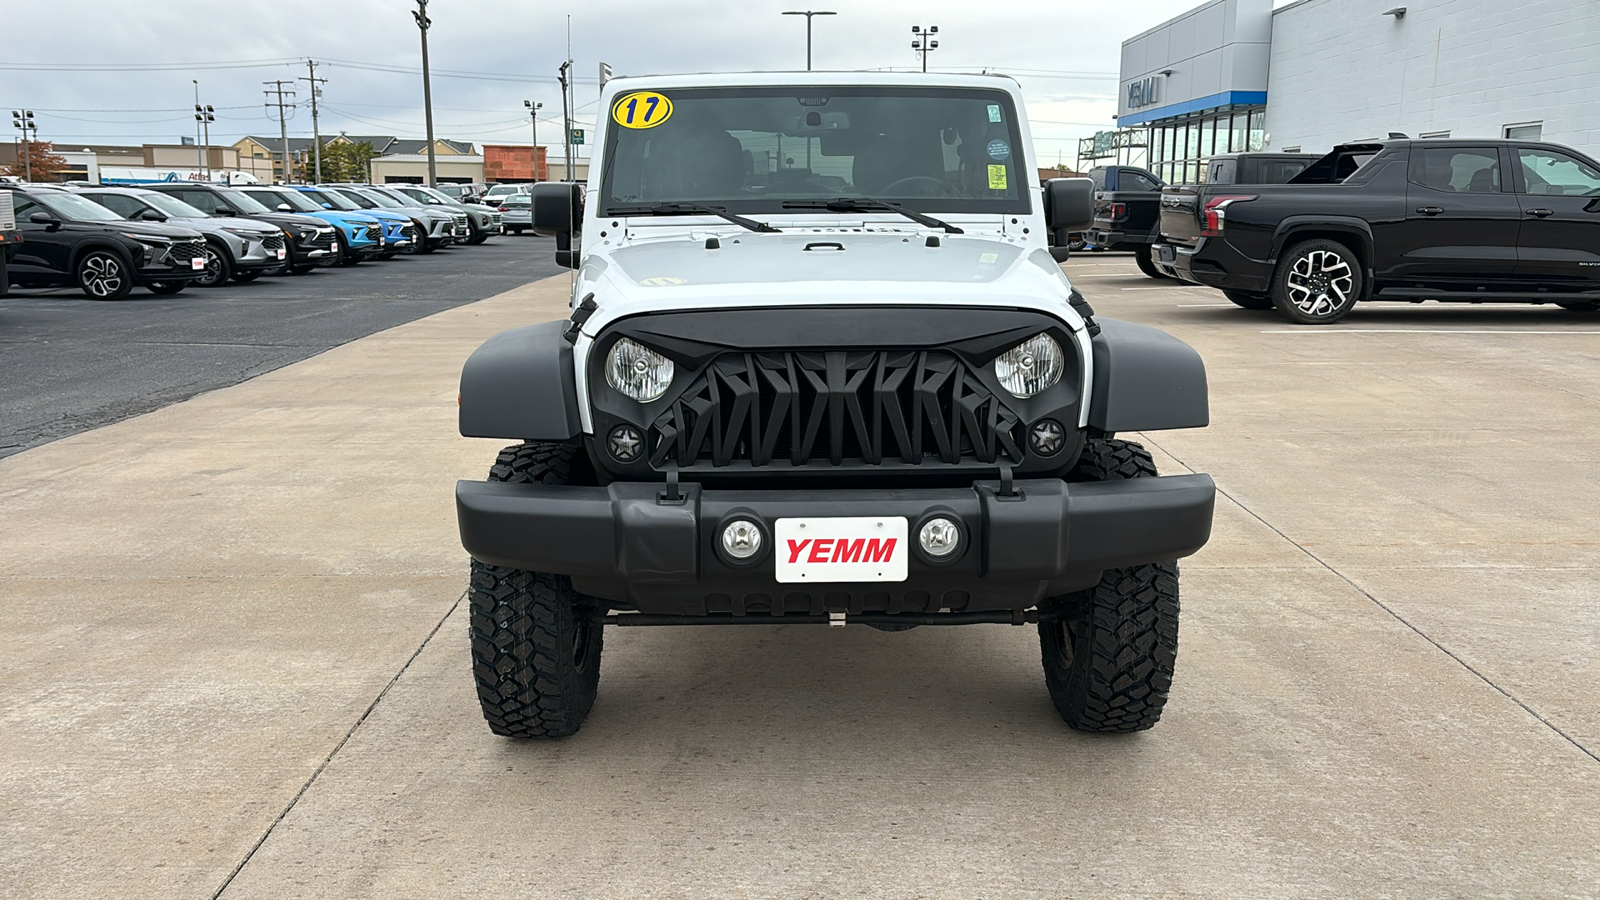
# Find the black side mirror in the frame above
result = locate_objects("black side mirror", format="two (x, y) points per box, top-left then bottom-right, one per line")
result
(1043, 177), (1094, 232)
(139, 209), (168, 222)
(29, 211), (61, 230)
(532, 182), (583, 268)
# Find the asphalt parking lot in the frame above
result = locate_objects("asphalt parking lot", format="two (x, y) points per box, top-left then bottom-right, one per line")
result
(2, 254), (1598, 898)
(0, 237), (564, 458)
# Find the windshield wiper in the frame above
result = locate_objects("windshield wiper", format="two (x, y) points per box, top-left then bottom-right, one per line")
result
(780, 197), (963, 234)
(609, 202), (780, 233)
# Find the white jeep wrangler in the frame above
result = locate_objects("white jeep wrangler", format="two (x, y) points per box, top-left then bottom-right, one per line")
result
(456, 73), (1215, 737)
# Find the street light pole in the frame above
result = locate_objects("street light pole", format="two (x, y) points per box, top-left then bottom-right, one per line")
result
(11, 110), (37, 182)
(194, 103), (215, 181)
(192, 80), (203, 174)
(911, 24), (939, 73)
(413, 0), (438, 187)
(523, 100), (543, 182)
(781, 10), (836, 71)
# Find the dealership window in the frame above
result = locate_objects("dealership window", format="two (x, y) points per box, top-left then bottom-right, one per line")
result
(1146, 107), (1264, 184)
(1504, 122), (1543, 141)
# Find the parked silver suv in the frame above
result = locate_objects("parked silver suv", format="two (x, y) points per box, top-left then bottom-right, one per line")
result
(76, 187), (287, 286)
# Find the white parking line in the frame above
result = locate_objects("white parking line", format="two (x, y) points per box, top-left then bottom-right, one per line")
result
(1261, 329), (1600, 335)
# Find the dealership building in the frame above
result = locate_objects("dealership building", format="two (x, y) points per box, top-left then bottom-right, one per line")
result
(1116, 0), (1600, 185)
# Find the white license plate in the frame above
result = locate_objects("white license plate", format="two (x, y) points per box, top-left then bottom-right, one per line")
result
(275, 248), (287, 260)
(774, 517), (908, 583)
(190, 257), (205, 271)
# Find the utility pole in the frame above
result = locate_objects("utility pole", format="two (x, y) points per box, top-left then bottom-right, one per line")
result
(302, 59), (327, 183)
(263, 80), (296, 183)
(413, 0), (438, 187)
(911, 24), (939, 73)
(781, 11), (836, 71)
(523, 100), (543, 181)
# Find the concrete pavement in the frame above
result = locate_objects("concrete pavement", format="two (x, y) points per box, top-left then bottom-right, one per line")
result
(2, 257), (1597, 898)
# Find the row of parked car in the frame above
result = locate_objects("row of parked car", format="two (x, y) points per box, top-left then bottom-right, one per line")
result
(1077, 136), (1600, 324)
(0, 180), (534, 300)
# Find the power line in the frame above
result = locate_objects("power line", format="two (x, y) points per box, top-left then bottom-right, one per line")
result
(0, 57), (302, 72)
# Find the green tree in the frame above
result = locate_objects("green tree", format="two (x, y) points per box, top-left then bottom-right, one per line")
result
(4, 141), (70, 181)
(320, 140), (380, 183)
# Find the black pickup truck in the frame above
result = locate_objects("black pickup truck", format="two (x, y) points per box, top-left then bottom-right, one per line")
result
(1201, 152), (1319, 186)
(1153, 139), (1600, 323)
(1084, 165), (1166, 277)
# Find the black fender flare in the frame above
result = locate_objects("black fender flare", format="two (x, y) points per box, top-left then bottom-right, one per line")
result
(458, 320), (582, 441)
(1087, 318), (1209, 433)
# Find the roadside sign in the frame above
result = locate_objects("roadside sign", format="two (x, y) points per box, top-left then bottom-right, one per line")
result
(570, 129), (586, 145)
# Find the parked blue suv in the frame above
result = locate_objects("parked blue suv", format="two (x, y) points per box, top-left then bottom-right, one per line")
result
(291, 186), (415, 258)
(237, 186), (385, 266)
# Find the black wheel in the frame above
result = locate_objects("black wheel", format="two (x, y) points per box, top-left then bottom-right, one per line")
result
(1270, 239), (1363, 325)
(76, 250), (134, 300)
(1223, 289), (1274, 310)
(469, 442), (605, 738)
(1039, 439), (1180, 733)
(334, 232), (362, 267)
(146, 281), (188, 295)
(465, 229), (488, 245)
(1067, 233), (1088, 252)
(193, 240), (233, 288)
(1557, 301), (1598, 312)
(232, 270), (262, 283)
(1134, 248), (1170, 280)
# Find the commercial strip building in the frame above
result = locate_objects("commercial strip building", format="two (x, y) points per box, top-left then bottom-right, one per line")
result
(1116, 0), (1600, 184)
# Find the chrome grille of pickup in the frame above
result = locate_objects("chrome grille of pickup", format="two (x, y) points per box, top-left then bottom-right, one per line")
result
(648, 350), (1023, 469)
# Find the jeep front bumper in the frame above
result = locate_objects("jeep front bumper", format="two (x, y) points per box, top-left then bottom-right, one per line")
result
(456, 475), (1215, 615)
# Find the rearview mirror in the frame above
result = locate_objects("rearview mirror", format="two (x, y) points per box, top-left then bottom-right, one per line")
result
(532, 182), (583, 268)
(1043, 177), (1094, 232)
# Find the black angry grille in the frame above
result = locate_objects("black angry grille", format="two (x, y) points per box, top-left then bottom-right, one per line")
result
(167, 240), (204, 265)
(303, 230), (335, 249)
(262, 234), (285, 251)
(649, 350), (1023, 469)
(363, 224), (382, 242)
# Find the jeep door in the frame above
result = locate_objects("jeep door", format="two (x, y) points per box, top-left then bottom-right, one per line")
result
(1509, 145), (1600, 287)
(1400, 145), (1521, 282)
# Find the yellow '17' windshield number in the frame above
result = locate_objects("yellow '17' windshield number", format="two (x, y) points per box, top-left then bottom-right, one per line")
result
(612, 92), (673, 129)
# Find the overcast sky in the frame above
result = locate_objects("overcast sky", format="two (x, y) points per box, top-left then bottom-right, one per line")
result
(4, 0), (1209, 167)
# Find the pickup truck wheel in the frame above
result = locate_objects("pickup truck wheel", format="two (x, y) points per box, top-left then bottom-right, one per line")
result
(469, 442), (605, 738)
(1223, 289), (1274, 310)
(1271, 240), (1362, 324)
(1134, 248), (1171, 280)
(1039, 439), (1180, 733)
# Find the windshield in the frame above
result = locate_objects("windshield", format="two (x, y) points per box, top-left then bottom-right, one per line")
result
(245, 188), (319, 212)
(302, 188), (361, 211)
(141, 193), (207, 219)
(358, 188), (405, 209)
(217, 187), (271, 214)
(406, 186), (454, 205)
(330, 188), (376, 209)
(600, 86), (1028, 216)
(35, 191), (126, 222)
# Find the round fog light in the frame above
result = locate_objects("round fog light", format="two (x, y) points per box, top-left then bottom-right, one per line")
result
(1030, 419), (1065, 456)
(721, 519), (763, 560)
(918, 517), (961, 558)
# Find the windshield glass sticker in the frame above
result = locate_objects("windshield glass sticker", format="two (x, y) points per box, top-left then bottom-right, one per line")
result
(639, 276), (687, 286)
(611, 91), (674, 129)
(987, 139), (1010, 161)
(987, 103), (1003, 123)
(979, 252), (999, 264)
(987, 165), (1008, 190)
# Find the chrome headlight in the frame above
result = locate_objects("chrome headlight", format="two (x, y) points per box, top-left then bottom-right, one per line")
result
(606, 338), (674, 403)
(993, 333), (1064, 398)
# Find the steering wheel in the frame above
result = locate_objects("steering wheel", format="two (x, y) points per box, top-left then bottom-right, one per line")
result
(876, 175), (954, 198)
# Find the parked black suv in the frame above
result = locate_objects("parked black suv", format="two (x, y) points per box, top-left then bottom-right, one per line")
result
(143, 183), (338, 274)
(1154, 139), (1600, 323)
(3, 185), (208, 299)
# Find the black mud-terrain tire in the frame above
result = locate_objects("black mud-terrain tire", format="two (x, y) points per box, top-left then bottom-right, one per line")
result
(1270, 238), (1363, 325)
(1039, 438), (1180, 733)
(469, 442), (605, 738)
(1134, 247), (1170, 280)
(1223, 289), (1274, 310)
(76, 249), (134, 300)
(194, 240), (233, 287)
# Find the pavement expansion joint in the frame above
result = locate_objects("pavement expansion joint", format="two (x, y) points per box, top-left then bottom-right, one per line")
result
(1138, 433), (1600, 767)
(206, 590), (468, 900)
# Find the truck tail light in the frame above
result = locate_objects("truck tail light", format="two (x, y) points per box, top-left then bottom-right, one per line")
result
(1201, 195), (1256, 237)
(1110, 202), (1127, 219)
